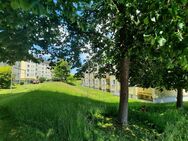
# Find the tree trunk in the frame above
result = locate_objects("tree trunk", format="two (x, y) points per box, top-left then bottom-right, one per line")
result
(176, 88), (183, 108)
(118, 57), (130, 125)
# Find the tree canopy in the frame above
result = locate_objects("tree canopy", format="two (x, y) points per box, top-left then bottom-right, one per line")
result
(0, 0), (188, 125)
(53, 59), (70, 82)
(0, 0), (61, 64)
(69, 0), (188, 124)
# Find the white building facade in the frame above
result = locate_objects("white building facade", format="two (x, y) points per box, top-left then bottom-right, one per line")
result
(1, 61), (52, 83)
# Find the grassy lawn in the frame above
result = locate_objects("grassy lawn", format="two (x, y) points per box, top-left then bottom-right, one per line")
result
(0, 82), (188, 141)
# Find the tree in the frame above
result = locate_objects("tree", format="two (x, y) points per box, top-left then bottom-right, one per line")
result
(129, 1), (188, 109)
(0, 66), (11, 89)
(66, 0), (187, 125)
(130, 57), (188, 109)
(2, 0), (187, 125)
(53, 60), (70, 82)
(162, 68), (188, 108)
(0, 0), (61, 64)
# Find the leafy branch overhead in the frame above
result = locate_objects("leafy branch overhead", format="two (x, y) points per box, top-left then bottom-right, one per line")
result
(0, 0), (188, 124)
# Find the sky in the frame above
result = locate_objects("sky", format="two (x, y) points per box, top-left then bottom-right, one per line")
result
(33, 42), (88, 74)
(70, 53), (87, 74)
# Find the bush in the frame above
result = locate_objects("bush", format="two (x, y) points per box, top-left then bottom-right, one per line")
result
(52, 77), (61, 82)
(39, 77), (46, 83)
(67, 75), (76, 85)
(0, 66), (11, 89)
(20, 82), (24, 85)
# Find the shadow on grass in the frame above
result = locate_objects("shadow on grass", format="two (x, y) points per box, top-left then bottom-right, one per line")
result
(0, 90), (119, 140)
(66, 82), (76, 86)
(0, 90), (187, 141)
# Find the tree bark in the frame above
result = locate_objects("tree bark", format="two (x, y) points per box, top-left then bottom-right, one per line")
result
(176, 88), (183, 108)
(118, 57), (130, 125)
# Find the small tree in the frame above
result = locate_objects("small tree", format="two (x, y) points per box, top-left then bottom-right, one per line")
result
(67, 75), (76, 85)
(53, 60), (70, 82)
(0, 66), (11, 89)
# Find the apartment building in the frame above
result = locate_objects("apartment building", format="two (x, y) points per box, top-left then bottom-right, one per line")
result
(1, 61), (52, 83)
(100, 78), (107, 91)
(82, 72), (188, 103)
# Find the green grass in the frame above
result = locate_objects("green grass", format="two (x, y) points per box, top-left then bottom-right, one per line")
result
(0, 82), (188, 141)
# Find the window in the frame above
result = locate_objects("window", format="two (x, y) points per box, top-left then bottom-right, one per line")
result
(112, 80), (116, 85)
(103, 80), (106, 84)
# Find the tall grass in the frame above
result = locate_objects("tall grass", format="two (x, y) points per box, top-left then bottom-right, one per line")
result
(160, 117), (188, 141)
(0, 82), (188, 141)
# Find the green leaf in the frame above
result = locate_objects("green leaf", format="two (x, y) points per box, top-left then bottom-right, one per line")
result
(180, 0), (187, 5)
(158, 37), (166, 46)
(143, 17), (149, 25)
(11, 0), (20, 9)
(151, 38), (155, 45)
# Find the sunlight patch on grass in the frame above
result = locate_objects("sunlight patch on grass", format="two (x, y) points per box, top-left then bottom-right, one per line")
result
(0, 82), (187, 141)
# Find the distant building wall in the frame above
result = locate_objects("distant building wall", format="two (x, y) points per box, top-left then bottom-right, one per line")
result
(100, 78), (107, 91)
(89, 73), (94, 88)
(24, 61), (52, 80)
(83, 73), (89, 87)
(94, 78), (100, 89)
(82, 73), (188, 103)
(0, 61), (52, 83)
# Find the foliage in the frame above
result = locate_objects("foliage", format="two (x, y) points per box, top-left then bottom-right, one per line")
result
(69, 0), (188, 122)
(161, 117), (188, 141)
(53, 60), (70, 82)
(129, 54), (188, 108)
(128, 0), (188, 92)
(0, 0), (61, 64)
(1, 0), (188, 124)
(20, 82), (24, 85)
(130, 57), (188, 89)
(0, 0), (88, 67)
(67, 75), (76, 85)
(39, 77), (46, 83)
(0, 66), (11, 89)
(71, 0), (188, 81)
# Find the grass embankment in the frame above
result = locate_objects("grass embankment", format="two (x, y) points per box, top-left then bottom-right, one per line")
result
(0, 82), (188, 141)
